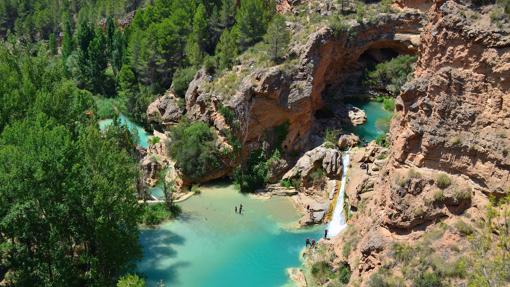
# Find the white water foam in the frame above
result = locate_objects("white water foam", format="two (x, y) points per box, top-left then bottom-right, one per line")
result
(327, 152), (350, 238)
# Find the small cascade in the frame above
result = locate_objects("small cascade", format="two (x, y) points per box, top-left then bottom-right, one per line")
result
(327, 152), (351, 238)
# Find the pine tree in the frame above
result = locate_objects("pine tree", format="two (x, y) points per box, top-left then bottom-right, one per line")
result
(215, 28), (238, 70)
(61, 19), (74, 61)
(186, 4), (208, 66)
(48, 33), (57, 55)
(264, 15), (290, 62)
(234, 0), (270, 50)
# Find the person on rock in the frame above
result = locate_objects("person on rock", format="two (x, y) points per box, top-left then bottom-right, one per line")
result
(306, 238), (310, 247)
(311, 240), (316, 248)
(324, 229), (328, 239)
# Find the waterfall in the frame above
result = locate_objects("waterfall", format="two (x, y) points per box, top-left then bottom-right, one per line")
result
(327, 152), (350, 238)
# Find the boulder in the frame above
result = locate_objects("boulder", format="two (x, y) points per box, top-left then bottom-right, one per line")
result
(337, 133), (360, 149)
(283, 145), (343, 181)
(146, 93), (184, 127)
(347, 105), (367, 126)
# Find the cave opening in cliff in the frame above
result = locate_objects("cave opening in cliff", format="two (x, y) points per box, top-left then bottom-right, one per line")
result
(313, 41), (416, 144)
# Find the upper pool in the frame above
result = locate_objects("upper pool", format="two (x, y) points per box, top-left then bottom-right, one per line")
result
(345, 99), (393, 144)
(138, 184), (323, 287)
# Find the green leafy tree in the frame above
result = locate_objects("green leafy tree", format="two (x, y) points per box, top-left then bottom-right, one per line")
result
(365, 55), (416, 96)
(168, 120), (221, 181)
(264, 15), (290, 62)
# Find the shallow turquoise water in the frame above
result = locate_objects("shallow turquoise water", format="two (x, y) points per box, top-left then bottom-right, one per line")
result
(98, 114), (149, 148)
(138, 184), (323, 287)
(345, 100), (393, 143)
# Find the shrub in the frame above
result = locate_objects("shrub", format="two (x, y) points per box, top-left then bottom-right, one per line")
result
(169, 120), (221, 180)
(392, 243), (414, 263)
(203, 55), (217, 75)
(324, 129), (340, 147)
(218, 105), (236, 126)
(234, 149), (269, 193)
(149, 136), (160, 145)
(433, 190), (445, 202)
(117, 274), (145, 287)
(436, 173), (452, 189)
(191, 185), (202, 195)
(172, 66), (197, 97)
(280, 178), (293, 189)
(376, 134), (389, 147)
(383, 97), (395, 111)
(365, 55), (416, 96)
(329, 15), (350, 37)
(413, 271), (443, 287)
(338, 263), (352, 284)
(141, 203), (180, 226)
(309, 168), (326, 187)
(311, 261), (335, 284)
(454, 220), (474, 236)
(453, 188), (472, 202)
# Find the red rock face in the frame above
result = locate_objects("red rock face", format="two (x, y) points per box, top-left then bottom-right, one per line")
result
(230, 11), (423, 156)
(392, 0), (510, 195)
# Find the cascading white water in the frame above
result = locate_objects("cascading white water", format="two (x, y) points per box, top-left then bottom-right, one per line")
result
(327, 152), (350, 238)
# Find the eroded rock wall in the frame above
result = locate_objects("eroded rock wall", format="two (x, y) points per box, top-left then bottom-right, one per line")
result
(393, 0), (510, 194)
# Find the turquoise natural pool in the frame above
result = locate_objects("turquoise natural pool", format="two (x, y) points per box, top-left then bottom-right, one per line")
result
(98, 114), (150, 148)
(345, 99), (393, 143)
(138, 184), (323, 287)
(99, 102), (389, 286)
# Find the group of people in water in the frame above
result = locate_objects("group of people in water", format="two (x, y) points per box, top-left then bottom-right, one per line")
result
(234, 204), (243, 214)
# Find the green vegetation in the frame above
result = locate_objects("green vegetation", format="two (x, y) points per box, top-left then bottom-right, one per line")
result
(311, 261), (351, 285)
(234, 149), (271, 193)
(0, 43), (142, 285)
(234, 122), (289, 193)
(172, 66), (198, 97)
(117, 274), (146, 287)
(376, 134), (389, 147)
(168, 120), (221, 181)
(324, 129), (340, 148)
(397, 169), (421, 187)
(365, 55), (417, 97)
(141, 203), (181, 226)
(264, 15), (290, 62)
(436, 173), (452, 189)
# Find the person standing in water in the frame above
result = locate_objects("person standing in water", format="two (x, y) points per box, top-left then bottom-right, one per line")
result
(235, 206), (238, 213)
(239, 204), (243, 214)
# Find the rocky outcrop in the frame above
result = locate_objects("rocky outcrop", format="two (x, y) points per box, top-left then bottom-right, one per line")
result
(283, 145), (343, 182)
(147, 92), (184, 128)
